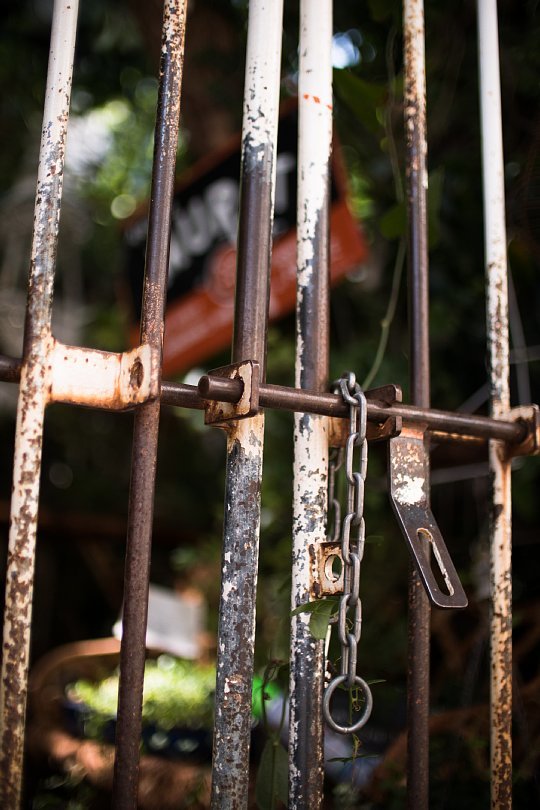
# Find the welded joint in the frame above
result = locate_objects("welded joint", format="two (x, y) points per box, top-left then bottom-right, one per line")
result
(49, 340), (159, 410)
(507, 404), (540, 457)
(201, 360), (260, 426)
(388, 423), (468, 610)
(314, 541), (344, 597)
(329, 383), (402, 447)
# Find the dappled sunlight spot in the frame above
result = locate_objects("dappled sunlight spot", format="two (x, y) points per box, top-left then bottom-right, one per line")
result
(111, 193), (137, 219)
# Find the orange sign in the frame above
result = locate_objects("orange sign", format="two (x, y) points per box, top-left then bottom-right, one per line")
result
(124, 104), (367, 375)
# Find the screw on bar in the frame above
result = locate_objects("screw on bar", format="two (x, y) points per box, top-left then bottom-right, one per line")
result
(112, 3), (187, 809)
(289, 2), (332, 807)
(477, 1), (513, 806)
(210, 2), (284, 807)
(402, 0), (430, 806)
(0, 3), (79, 806)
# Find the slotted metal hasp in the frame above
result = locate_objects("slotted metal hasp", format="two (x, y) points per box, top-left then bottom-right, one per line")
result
(388, 424), (468, 609)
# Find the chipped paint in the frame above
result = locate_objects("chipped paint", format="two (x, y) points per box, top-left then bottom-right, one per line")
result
(393, 473), (424, 505)
(211, 415), (265, 809)
(50, 341), (158, 409)
(388, 428), (467, 610)
(0, 3), (79, 804)
(477, 2), (512, 806)
(289, 3), (332, 808)
(210, 3), (283, 806)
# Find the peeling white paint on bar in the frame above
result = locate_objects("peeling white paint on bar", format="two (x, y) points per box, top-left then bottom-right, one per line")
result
(241, 0), (284, 157)
(0, 2), (79, 804)
(289, 2), (332, 808)
(477, 2), (512, 807)
(50, 342), (158, 408)
(296, 0), (333, 259)
(210, 1), (283, 806)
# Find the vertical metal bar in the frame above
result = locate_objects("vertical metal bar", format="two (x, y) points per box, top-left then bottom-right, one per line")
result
(289, 2), (332, 808)
(210, 1), (283, 806)
(477, 2), (512, 807)
(112, 3), (187, 807)
(403, 1), (431, 807)
(0, 3), (79, 806)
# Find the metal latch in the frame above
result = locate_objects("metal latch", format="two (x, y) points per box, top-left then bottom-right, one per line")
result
(199, 359), (260, 426)
(388, 424), (468, 609)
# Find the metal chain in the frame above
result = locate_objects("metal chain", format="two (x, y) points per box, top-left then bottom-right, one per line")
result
(323, 372), (373, 735)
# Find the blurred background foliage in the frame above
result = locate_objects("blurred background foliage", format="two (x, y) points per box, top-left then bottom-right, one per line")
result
(0, 0), (539, 806)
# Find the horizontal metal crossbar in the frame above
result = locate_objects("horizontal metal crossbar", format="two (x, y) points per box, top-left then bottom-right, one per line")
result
(0, 352), (533, 446)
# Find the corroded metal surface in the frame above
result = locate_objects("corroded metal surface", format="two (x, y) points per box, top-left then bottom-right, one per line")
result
(210, 2), (283, 806)
(389, 425), (468, 609)
(0, 351), (530, 444)
(211, 415), (265, 809)
(201, 360), (260, 425)
(403, 0), (430, 806)
(50, 342), (159, 409)
(477, 1), (512, 806)
(0, 3), (79, 806)
(192, 374), (525, 443)
(112, 2), (187, 808)
(289, 2), (332, 806)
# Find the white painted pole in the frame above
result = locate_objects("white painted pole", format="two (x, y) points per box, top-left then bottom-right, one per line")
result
(290, 2), (333, 808)
(477, 2), (512, 807)
(0, 2), (79, 806)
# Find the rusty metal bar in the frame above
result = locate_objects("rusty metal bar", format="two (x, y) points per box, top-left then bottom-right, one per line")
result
(0, 356), (527, 444)
(288, 2), (332, 807)
(210, 1), (283, 806)
(477, 1), (513, 806)
(195, 375), (526, 444)
(112, 3), (187, 808)
(403, 1), (430, 806)
(0, 3), (79, 805)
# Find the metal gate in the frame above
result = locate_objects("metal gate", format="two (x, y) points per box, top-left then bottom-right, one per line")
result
(0, 0), (537, 808)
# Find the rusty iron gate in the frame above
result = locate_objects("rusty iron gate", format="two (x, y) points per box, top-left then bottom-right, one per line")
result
(0, 0), (538, 808)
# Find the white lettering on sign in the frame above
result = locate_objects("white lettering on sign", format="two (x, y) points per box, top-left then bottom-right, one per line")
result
(127, 153), (297, 291)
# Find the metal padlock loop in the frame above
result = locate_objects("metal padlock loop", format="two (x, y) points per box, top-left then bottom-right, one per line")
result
(322, 675), (374, 735)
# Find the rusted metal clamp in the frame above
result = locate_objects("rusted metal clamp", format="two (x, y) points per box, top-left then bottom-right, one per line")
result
(388, 423), (468, 609)
(198, 360), (260, 426)
(49, 340), (160, 410)
(506, 404), (540, 457)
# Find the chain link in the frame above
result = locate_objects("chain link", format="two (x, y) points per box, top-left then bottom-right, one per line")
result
(323, 372), (373, 735)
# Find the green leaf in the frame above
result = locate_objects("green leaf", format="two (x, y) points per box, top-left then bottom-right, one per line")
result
(333, 70), (386, 134)
(380, 202), (406, 240)
(291, 598), (339, 641)
(256, 740), (289, 810)
(291, 597), (339, 617)
(310, 600), (338, 640)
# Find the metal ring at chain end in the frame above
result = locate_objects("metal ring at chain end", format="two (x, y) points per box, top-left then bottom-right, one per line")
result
(322, 675), (374, 734)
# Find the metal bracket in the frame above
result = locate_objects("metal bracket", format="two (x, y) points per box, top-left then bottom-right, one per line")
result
(315, 541), (345, 596)
(202, 360), (260, 426)
(328, 383), (403, 447)
(49, 341), (159, 410)
(388, 424), (468, 609)
(507, 404), (540, 457)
